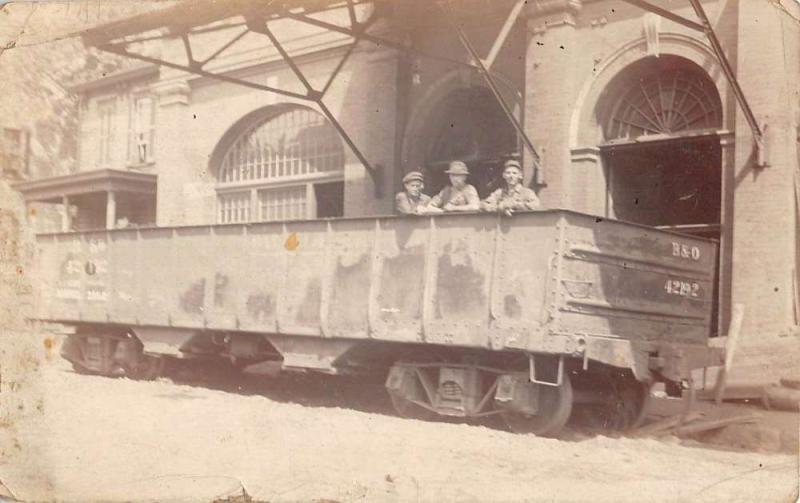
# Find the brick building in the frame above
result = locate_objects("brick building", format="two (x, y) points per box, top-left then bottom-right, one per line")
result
(14, 0), (800, 366)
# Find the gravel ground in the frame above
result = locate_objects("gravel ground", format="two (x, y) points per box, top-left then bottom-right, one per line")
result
(1, 333), (798, 503)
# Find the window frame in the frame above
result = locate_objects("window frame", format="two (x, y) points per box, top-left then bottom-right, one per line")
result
(214, 106), (345, 224)
(97, 97), (116, 168)
(128, 92), (156, 167)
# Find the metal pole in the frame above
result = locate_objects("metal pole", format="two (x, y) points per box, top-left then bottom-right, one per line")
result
(620, 0), (765, 164)
(198, 28), (249, 68)
(255, 22), (316, 94)
(101, 43), (309, 100)
(618, 0), (704, 31)
(438, 1), (542, 171)
(250, 17), (382, 197)
(484, 0), (527, 70)
(686, 0), (764, 147)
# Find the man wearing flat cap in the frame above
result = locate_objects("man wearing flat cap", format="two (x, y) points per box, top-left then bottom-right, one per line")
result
(395, 170), (432, 215)
(428, 160), (481, 213)
(482, 159), (540, 216)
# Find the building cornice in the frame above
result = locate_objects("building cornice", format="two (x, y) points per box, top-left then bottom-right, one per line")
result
(526, 0), (583, 33)
(12, 169), (157, 201)
(68, 65), (159, 94)
(154, 80), (191, 106)
(525, 0), (582, 18)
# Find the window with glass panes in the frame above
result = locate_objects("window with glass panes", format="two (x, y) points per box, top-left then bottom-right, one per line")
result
(216, 106), (345, 224)
(97, 98), (116, 167)
(129, 95), (155, 165)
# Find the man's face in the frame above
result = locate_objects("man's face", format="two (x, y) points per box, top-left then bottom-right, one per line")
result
(449, 174), (467, 188)
(405, 180), (424, 197)
(503, 166), (523, 187)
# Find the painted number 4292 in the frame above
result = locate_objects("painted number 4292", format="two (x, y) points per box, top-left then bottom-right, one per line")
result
(664, 279), (700, 298)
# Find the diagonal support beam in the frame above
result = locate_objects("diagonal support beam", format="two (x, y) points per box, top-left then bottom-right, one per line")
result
(321, 39), (359, 97)
(345, 0), (358, 28)
(619, 0), (704, 31)
(686, 0), (764, 163)
(101, 42), (308, 100)
(438, 1), (543, 182)
(181, 33), (200, 70)
(282, 7), (498, 77)
(280, 9), (408, 53)
(246, 16), (383, 197)
(251, 21), (316, 95)
(484, 0), (526, 70)
(320, 7), (378, 97)
(198, 28), (249, 68)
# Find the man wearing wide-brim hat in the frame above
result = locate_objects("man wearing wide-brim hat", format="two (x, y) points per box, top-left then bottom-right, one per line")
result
(427, 160), (481, 213)
(395, 170), (431, 215)
(482, 159), (540, 216)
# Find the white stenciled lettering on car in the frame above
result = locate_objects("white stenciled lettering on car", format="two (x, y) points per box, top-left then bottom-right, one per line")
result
(671, 242), (701, 261)
(664, 279), (701, 298)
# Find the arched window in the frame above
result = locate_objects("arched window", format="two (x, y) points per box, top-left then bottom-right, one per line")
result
(216, 106), (345, 223)
(598, 56), (724, 229)
(602, 57), (722, 141)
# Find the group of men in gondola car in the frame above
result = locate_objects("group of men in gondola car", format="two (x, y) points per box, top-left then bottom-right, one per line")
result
(395, 159), (540, 217)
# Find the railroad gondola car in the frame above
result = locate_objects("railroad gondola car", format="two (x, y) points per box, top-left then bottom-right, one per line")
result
(41, 210), (723, 435)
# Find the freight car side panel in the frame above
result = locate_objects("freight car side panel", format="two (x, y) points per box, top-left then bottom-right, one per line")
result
(553, 213), (716, 344)
(36, 234), (78, 321)
(425, 216), (496, 347)
(278, 221), (328, 336)
(205, 225), (249, 331)
(34, 211), (717, 355)
(326, 219), (374, 339)
(370, 214), (560, 347)
(490, 213), (560, 350)
(136, 228), (174, 326)
(108, 229), (141, 324)
(234, 224), (283, 333)
(371, 218), (430, 342)
(36, 233), (109, 322)
(79, 231), (111, 323)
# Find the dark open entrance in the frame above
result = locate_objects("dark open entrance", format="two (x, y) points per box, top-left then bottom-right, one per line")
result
(602, 135), (723, 334)
(603, 136), (721, 233)
(424, 86), (518, 198)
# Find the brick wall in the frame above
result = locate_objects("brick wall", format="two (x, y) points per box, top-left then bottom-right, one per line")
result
(523, 0), (799, 343)
(524, 0), (739, 214)
(730, 0), (799, 342)
(149, 44), (398, 226)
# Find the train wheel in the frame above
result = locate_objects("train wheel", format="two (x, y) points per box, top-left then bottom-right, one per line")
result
(602, 378), (652, 431)
(388, 391), (436, 421)
(128, 354), (165, 381)
(577, 377), (652, 432)
(501, 374), (573, 437)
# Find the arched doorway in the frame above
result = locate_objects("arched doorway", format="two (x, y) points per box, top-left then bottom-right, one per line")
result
(404, 75), (521, 198)
(423, 86), (518, 197)
(597, 55), (725, 332)
(598, 55), (723, 233)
